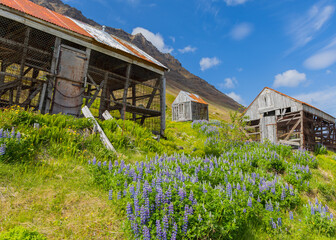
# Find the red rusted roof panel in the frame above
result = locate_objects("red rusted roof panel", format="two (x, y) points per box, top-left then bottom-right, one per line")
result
(187, 92), (208, 104)
(0, 0), (91, 37)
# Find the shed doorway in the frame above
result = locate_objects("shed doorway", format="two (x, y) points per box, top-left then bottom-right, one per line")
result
(51, 45), (88, 116)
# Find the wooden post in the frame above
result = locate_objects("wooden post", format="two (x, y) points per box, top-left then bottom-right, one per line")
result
(0, 62), (8, 84)
(121, 64), (131, 120)
(15, 27), (31, 104)
(300, 110), (304, 149)
(99, 72), (108, 118)
(132, 83), (136, 121)
(160, 75), (166, 136)
(45, 37), (61, 114)
(140, 78), (160, 124)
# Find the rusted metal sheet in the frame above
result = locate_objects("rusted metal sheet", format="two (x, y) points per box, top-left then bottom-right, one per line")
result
(0, 0), (91, 37)
(51, 46), (87, 116)
(70, 18), (166, 69)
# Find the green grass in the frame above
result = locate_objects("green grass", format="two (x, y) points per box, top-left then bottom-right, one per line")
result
(0, 107), (336, 239)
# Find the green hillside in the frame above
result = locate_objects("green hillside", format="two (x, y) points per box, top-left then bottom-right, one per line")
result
(0, 107), (335, 239)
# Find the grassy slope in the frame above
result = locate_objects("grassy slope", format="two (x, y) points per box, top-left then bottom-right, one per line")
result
(0, 108), (336, 239)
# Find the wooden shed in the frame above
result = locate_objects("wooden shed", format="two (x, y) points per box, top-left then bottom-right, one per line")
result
(0, 0), (168, 135)
(172, 90), (209, 122)
(243, 87), (336, 150)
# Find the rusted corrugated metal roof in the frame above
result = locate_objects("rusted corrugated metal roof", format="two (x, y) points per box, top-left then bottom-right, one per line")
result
(0, 0), (91, 37)
(243, 87), (335, 121)
(187, 92), (207, 104)
(71, 19), (166, 69)
(0, 0), (167, 70)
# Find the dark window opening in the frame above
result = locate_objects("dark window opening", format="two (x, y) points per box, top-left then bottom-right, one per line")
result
(264, 110), (275, 117)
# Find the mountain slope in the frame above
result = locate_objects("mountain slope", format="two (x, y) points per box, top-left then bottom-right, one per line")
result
(30, 0), (243, 118)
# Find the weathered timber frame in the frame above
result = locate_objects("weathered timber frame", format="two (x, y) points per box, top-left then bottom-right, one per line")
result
(0, 6), (167, 135)
(244, 87), (336, 151)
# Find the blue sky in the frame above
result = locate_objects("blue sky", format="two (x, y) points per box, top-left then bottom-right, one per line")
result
(64, 0), (336, 116)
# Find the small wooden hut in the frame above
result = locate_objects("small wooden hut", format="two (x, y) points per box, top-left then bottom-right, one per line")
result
(243, 87), (336, 150)
(172, 90), (208, 122)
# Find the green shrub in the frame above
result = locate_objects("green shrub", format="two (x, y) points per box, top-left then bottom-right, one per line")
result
(0, 226), (47, 240)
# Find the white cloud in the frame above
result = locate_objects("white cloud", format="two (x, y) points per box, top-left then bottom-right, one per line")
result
(294, 86), (336, 117)
(230, 23), (253, 40)
(169, 36), (176, 43)
(304, 49), (336, 70)
(219, 77), (237, 89)
(237, 67), (243, 72)
(273, 70), (306, 88)
(326, 70), (332, 74)
(199, 57), (221, 71)
(226, 92), (244, 105)
(132, 27), (173, 53)
(288, 3), (335, 50)
(178, 45), (197, 54)
(224, 0), (249, 6)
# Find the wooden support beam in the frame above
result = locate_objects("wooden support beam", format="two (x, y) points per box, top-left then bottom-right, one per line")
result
(22, 83), (43, 107)
(45, 37), (61, 114)
(160, 76), (166, 136)
(300, 110), (304, 149)
(99, 72), (109, 118)
(121, 64), (132, 120)
(86, 78), (105, 108)
(141, 77), (160, 124)
(132, 83), (136, 121)
(284, 119), (301, 141)
(15, 27), (31, 104)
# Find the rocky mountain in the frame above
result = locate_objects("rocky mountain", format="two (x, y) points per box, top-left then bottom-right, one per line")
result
(31, 0), (243, 114)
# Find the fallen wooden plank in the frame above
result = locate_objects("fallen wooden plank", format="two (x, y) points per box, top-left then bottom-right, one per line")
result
(82, 106), (116, 153)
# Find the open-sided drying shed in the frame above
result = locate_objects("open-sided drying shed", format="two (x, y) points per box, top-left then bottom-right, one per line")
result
(0, 0), (168, 135)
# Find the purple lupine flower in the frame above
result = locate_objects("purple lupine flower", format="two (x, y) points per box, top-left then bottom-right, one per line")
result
(330, 213), (333, 220)
(289, 211), (294, 220)
(277, 217), (282, 226)
(140, 205), (147, 224)
(126, 202), (133, 219)
(156, 220), (162, 240)
(178, 188), (186, 201)
(227, 183), (232, 197)
(163, 215), (169, 233)
(168, 203), (174, 219)
(182, 212), (188, 233)
(311, 205), (315, 215)
(247, 198), (252, 208)
(266, 200), (273, 211)
(165, 186), (172, 204)
(16, 132), (21, 141)
(92, 157), (96, 165)
(143, 225), (151, 240)
(130, 215), (139, 235)
(315, 197), (319, 205)
(243, 208), (246, 213)
(198, 214), (202, 222)
(114, 160), (118, 167)
(97, 161), (102, 167)
(257, 195), (261, 202)
(237, 183), (241, 190)
(134, 197), (140, 216)
(281, 189), (286, 200)
(271, 187), (275, 195)
(271, 221), (277, 229)
(171, 222), (178, 240)
(108, 189), (113, 200)
(88, 160), (91, 165)
(108, 160), (113, 171)
(117, 191), (121, 199)
(243, 184), (246, 192)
